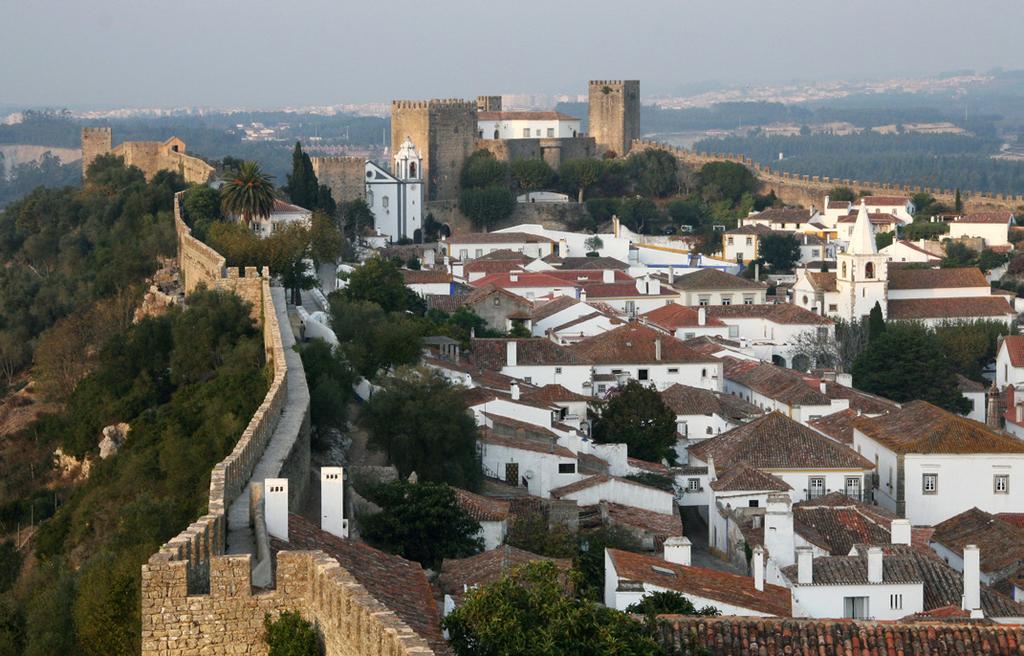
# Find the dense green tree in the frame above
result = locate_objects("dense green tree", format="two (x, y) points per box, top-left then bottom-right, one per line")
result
(977, 249), (1009, 272)
(461, 150), (509, 189)
(443, 561), (663, 656)
(504, 511), (576, 559)
(875, 231), (895, 250)
(903, 221), (949, 240)
(329, 297), (422, 378)
(220, 161), (277, 230)
(309, 211), (345, 268)
(941, 241), (977, 268)
(0, 544), (21, 594)
(362, 368), (483, 489)
(666, 198), (704, 228)
(340, 198), (375, 240)
(696, 161), (758, 205)
(182, 183), (223, 237)
(852, 323), (970, 413)
(264, 611), (321, 656)
(955, 188), (963, 213)
(23, 564), (75, 656)
(934, 320), (1013, 381)
(361, 481), (483, 568)
(617, 196), (660, 233)
(584, 198), (620, 225)
(575, 526), (644, 601)
(627, 149), (679, 198)
(625, 591), (720, 617)
(828, 186), (855, 202)
(511, 159), (556, 195)
(584, 235), (604, 253)
(592, 380), (678, 464)
(286, 141), (320, 210)
(758, 233), (801, 272)
(343, 257), (408, 312)
(459, 186), (516, 231)
(297, 339), (354, 448)
(868, 302), (886, 342)
(0, 596), (25, 656)
(559, 158), (603, 202)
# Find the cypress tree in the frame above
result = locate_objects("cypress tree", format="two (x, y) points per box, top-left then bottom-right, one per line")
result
(954, 188), (963, 214)
(868, 301), (886, 342)
(286, 141), (319, 209)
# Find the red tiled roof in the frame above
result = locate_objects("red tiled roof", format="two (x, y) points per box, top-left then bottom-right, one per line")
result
(710, 463), (791, 492)
(856, 400), (1024, 455)
(659, 383), (763, 421)
(453, 488), (511, 522)
(931, 507), (1024, 574)
(551, 311), (622, 334)
(837, 211), (900, 224)
(669, 268), (767, 291)
(726, 224), (774, 235)
(464, 258), (533, 275)
(808, 409), (863, 444)
(827, 200), (852, 209)
(642, 304), (726, 330)
(748, 208), (815, 223)
(273, 514), (447, 654)
(438, 545), (571, 602)
(478, 111), (580, 122)
(888, 266), (988, 290)
(401, 269), (451, 284)
(723, 359), (832, 407)
(521, 383), (591, 404)
(470, 337), (590, 369)
(688, 411), (874, 471)
(1001, 335), (1024, 368)
(471, 271), (579, 289)
(600, 502), (682, 546)
(544, 269), (632, 284)
(571, 322), (719, 364)
(478, 427), (574, 458)
(707, 303), (834, 325)
(803, 270), (837, 292)
(887, 296), (1013, 321)
(607, 549), (792, 616)
(888, 239), (943, 259)
(549, 256), (629, 270)
(582, 281), (676, 299)
(448, 231), (555, 245)
(954, 211), (1014, 224)
(792, 493), (897, 555)
(530, 295), (580, 321)
(463, 282), (532, 307)
(272, 198), (310, 213)
(862, 195), (911, 206)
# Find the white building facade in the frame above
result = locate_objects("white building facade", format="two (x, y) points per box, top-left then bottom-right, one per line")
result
(365, 137), (423, 242)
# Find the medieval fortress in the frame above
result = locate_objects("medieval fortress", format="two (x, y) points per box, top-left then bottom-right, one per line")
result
(81, 127), (214, 184)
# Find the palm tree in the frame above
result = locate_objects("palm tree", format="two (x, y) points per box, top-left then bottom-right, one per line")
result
(219, 161), (277, 231)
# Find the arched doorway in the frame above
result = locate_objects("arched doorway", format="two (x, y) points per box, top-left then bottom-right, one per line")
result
(791, 353), (811, 372)
(771, 354), (787, 368)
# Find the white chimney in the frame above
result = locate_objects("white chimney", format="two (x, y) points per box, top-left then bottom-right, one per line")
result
(698, 307), (707, 326)
(511, 382), (520, 400)
(668, 267), (675, 284)
(754, 262), (760, 282)
(890, 519), (911, 545)
(663, 536), (691, 566)
(265, 478), (289, 542)
(580, 289), (587, 303)
(510, 271), (519, 282)
(963, 544), (982, 618)
(753, 546), (765, 591)
(558, 238), (568, 258)
(655, 338), (662, 361)
(837, 373), (853, 387)
(764, 493), (795, 568)
(796, 546), (813, 584)
(603, 269), (615, 283)
(321, 467), (348, 538)
(867, 547), (883, 583)
(506, 341), (518, 367)
(819, 381), (827, 394)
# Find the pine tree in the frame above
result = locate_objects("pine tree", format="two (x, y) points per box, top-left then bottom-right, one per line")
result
(868, 301), (886, 341)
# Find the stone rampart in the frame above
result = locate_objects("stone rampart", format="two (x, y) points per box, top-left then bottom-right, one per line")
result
(632, 139), (1024, 212)
(311, 156), (366, 204)
(144, 193), (427, 655)
(426, 198), (589, 234)
(474, 136), (596, 170)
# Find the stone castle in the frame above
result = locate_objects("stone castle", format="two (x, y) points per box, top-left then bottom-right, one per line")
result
(81, 127), (214, 184)
(588, 80), (640, 158)
(140, 194), (435, 655)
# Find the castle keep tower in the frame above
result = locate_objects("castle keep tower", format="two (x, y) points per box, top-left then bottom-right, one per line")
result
(391, 99), (477, 201)
(81, 127), (112, 178)
(588, 80), (640, 157)
(476, 95), (502, 112)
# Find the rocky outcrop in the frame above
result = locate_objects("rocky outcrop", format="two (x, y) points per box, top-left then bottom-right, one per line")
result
(98, 423), (130, 459)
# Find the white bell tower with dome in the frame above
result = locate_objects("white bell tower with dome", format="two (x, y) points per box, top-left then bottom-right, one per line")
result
(364, 136), (423, 242)
(836, 200), (888, 321)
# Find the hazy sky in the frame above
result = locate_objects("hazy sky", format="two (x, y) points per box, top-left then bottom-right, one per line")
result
(3, 0), (1023, 109)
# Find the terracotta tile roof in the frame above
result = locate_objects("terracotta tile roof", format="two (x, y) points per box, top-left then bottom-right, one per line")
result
(273, 514), (447, 654)
(463, 282), (532, 307)
(581, 281), (676, 299)
(448, 231), (555, 245)
(707, 303), (834, 325)
(888, 266), (988, 290)
(688, 411), (874, 471)
(931, 508), (1024, 575)
(659, 384), (763, 422)
(726, 224), (774, 235)
(955, 211), (1015, 224)
(748, 208), (815, 223)
(470, 337), (591, 369)
(808, 409), (863, 444)
(438, 545), (571, 602)
(783, 553), (924, 586)
(482, 412), (559, 439)
(1001, 335), (1024, 368)
(627, 457), (670, 474)
(478, 427), (574, 458)
(642, 304), (727, 330)
(887, 296), (1014, 321)
(709, 463), (791, 492)
(550, 474), (670, 501)
(577, 451), (609, 474)
(827, 200), (852, 209)
(521, 383), (591, 404)
(888, 239), (943, 259)
(862, 195), (911, 206)
(530, 295), (580, 321)
(791, 494), (897, 555)
(478, 111), (580, 122)
(551, 311), (622, 334)
(464, 258), (533, 275)
(669, 268), (767, 291)
(272, 198), (310, 213)
(996, 512), (1024, 530)
(544, 269), (632, 284)
(607, 549), (792, 616)
(808, 379), (901, 415)
(600, 502), (683, 543)
(401, 269), (452, 284)
(453, 488), (511, 522)
(856, 400), (1024, 455)
(474, 248), (535, 261)
(424, 293), (467, 314)
(837, 212), (900, 224)
(800, 271), (838, 297)
(722, 359), (833, 406)
(956, 373), (987, 393)
(550, 256), (629, 270)
(571, 322), (719, 364)
(471, 271), (579, 290)
(659, 617), (1024, 655)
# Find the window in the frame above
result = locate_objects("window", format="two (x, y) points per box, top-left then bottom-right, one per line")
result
(865, 262), (875, 279)
(687, 478), (700, 492)
(535, 129), (541, 137)
(546, 128), (555, 137)
(684, 332), (695, 339)
(728, 326), (740, 338)
(701, 368), (707, 378)
(555, 367), (562, 374)
(808, 476), (825, 499)
(727, 237), (734, 245)
(625, 301), (636, 314)
(743, 296), (754, 305)
(843, 596), (869, 619)
(493, 297), (501, 306)
(677, 421), (688, 436)
(995, 474), (1010, 494)
(745, 237), (753, 246)
(409, 162), (417, 178)
(923, 473), (938, 495)
(668, 368), (679, 374)
(842, 262), (848, 278)
(748, 499), (759, 508)
(459, 249), (468, 260)
(698, 296), (710, 306)
(382, 195), (389, 209)
(475, 249), (483, 258)
(846, 477), (861, 500)
(721, 296), (732, 306)
(890, 594), (903, 610)
(558, 463), (576, 474)
(638, 369), (649, 381)
(705, 426), (713, 435)
(522, 128), (530, 138)
(828, 304), (838, 312)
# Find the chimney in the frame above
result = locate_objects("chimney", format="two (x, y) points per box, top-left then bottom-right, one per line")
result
(796, 546), (813, 584)
(321, 467), (348, 538)
(890, 519), (911, 545)
(510, 271), (519, 282)
(668, 267), (675, 284)
(265, 478), (289, 542)
(603, 269), (615, 283)
(558, 238), (568, 258)
(698, 307), (707, 326)
(511, 381), (520, 401)
(506, 341), (518, 367)
(819, 381), (827, 394)
(963, 545), (982, 618)
(753, 546), (765, 591)
(754, 262), (760, 282)
(867, 547), (883, 583)
(655, 338), (662, 361)
(988, 382), (1002, 429)
(580, 288), (588, 303)
(663, 536), (692, 566)
(764, 493), (795, 568)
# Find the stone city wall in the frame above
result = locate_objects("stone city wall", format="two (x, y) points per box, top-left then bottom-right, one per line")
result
(632, 139), (1024, 212)
(426, 198), (589, 235)
(474, 136), (596, 170)
(82, 128), (214, 184)
(143, 193), (426, 655)
(311, 156), (366, 204)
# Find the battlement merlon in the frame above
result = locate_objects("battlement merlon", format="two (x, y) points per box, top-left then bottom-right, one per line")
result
(589, 80), (640, 86)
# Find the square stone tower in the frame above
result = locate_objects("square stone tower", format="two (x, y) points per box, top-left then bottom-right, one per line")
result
(391, 99), (477, 201)
(81, 127), (112, 178)
(477, 96), (502, 112)
(588, 80), (640, 157)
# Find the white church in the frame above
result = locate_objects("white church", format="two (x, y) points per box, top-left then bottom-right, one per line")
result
(792, 200), (1015, 326)
(365, 136), (423, 242)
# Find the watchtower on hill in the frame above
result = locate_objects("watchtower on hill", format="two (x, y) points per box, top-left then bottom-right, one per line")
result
(391, 99), (477, 202)
(81, 126), (113, 178)
(588, 80), (640, 157)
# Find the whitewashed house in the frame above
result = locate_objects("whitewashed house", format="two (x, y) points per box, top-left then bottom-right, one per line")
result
(659, 383), (763, 459)
(996, 336), (1024, 390)
(853, 401), (1024, 526)
(477, 427), (582, 498)
(550, 475), (676, 515)
(662, 268), (769, 307)
(469, 338), (593, 394)
(706, 304), (835, 369)
(861, 196), (915, 224)
(251, 198), (312, 238)
(446, 232), (556, 261)
(641, 305), (731, 341)
(477, 111), (581, 140)
(721, 359), (849, 423)
(453, 488), (510, 551)
(949, 212), (1015, 248)
(879, 239), (943, 264)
